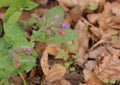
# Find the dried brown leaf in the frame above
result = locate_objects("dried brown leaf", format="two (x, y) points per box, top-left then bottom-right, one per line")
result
(87, 14), (100, 24)
(57, 0), (78, 7)
(110, 40), (120, 49)
(69, 6), (82, 22)
(95, 50), (120, 80)
(58, 79), (71, 85)
(47, 44), (60, 56)
(85, 72), (103, 85)
(83, 60), (97, 78)
(41, 49), (49, 75)
(111, 2), (120, 16)
(35, 42), (47, 57)
(45, 64), (66, 83)
(88, 46), (108, 59)
(57, 0), (103, 8)
(73, 20), (89, 66)
(34, 0), (48, 6)
(79, 84), (87, 85)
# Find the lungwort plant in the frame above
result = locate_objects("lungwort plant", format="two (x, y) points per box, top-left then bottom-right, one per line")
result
(0, 0), (38, 84)
(0, 0), (78, 84)
(31, 6), (78, 43)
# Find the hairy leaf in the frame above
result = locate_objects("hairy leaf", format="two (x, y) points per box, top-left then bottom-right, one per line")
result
(4, 22), (34, 48)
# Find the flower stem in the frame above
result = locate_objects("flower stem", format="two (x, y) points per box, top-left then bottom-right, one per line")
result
(19, 71), (27, 85)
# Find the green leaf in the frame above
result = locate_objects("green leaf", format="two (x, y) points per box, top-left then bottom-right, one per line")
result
(0, 25), (2, 34)
(64, 61), (73, 67)
(103, 77), (109, 83)
(55, 49), (69, 61)
(45, 29), (78, 43)
(23, 0), (38, 10)
(44, 6), (65, 25)
(7, 11), (22, 24)
(32, 30), (46, 42)
(4, 22), (34, 48)
(64, 62), (71, 67)
(107, 29), (118, 34)
(4, 0), (38, 24)
(32, 28), (78, 43)
(73, 54), (79, 59)
(110, 80), (116, 84)
(111, 35), (118, 40)
(4, 0), (24, 22)
(18, 55), (36, 72)
(68, 44), (78, 50)
(89, 5), (98, 10)
(0, 0), (16, 8)
(70, 67), (76, 71)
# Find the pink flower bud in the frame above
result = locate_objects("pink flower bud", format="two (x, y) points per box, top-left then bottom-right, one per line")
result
(26, 47), (32, 52)
(60, 31), (66, 37)
(54, 14), (60, 20)
(16, 62), (21, 67)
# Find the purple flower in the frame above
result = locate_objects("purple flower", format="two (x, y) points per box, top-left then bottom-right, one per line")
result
(26, 47), (32, 52)
(54, 14), (60, 20)
(60, 22), (69, 29)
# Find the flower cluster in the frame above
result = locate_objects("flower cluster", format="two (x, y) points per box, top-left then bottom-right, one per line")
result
(11, 47), (33, 67)
(53, 14), (69, 37)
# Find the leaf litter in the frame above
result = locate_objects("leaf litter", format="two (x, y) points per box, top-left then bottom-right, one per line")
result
(1, 0), (120, 85)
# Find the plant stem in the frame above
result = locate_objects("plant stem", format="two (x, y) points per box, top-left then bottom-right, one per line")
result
(19, 71), (27, 85)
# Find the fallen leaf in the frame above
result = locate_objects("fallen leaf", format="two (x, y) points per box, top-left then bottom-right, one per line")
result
(41, 48), (49, 75)
(57, 0), (103, 8)
(111, 2), (120, 16)
(83, 60), (97, 78)
(79, 83), (87, 85)
(73, 20), (89, 66)
(45, 64), (66, 83)
(88, 46), (108, 59)
(58, 79), (71, 85)
(57, 0), (78, 7)
(69, 6), (82, 22)
(65, 72), (84, 85)
(95, 50), (120, 80)
(34, 0), (48, 6)
(47, 43), (60, 56)
(35, 42), (47, 57)
(110, 40), (120, 49)
(87, 14), (100, 24)
(85, 72), (103, 85)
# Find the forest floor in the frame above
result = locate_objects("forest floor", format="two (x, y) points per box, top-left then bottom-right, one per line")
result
(0, 0), (120, 85)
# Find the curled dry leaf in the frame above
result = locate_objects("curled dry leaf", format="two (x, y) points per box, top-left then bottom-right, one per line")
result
(45, 64), (66, 83)
(57, 79), (71, 85)
(34, 0), (48, 6)
(79, 84), (87, 85)
(94, 50), (120, 80)
(111, 2), (120, 16)
(47, 43), (60, 56)
(35, 42), (47, 57)
(88, 46), (108, 59)
(90, 29), (118, 50)
(87, 14), (100, 24)
(60, 79), (71, 85)
(57, 0), (103, 8)
(69, 6), (82, 22)
(87, 2), (120, 31)
(73, 20), (89, 66)
(110, 40), (120, 49)
(41, 49), (49, 75)
(83, 60), (97, 78)
(57, 0), (78, 7)
(85, 72), (103, 85)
